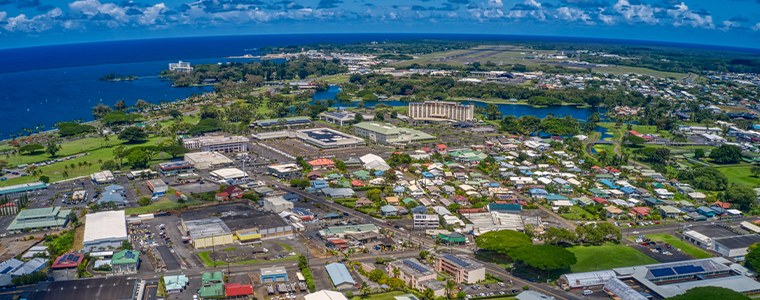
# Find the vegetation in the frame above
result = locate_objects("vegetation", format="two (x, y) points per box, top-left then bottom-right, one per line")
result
(475, 230), (532, 255)
(709, 144), (743, 164)
(567, 245), (658, 273)
(508, 245), (577, 277)
(100, 73), (138, 81)
(677, 167), (729, 191)
(666, 287), (749, 300)
(11, 271), (47, 286)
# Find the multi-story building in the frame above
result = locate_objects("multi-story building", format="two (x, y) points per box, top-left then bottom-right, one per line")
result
(169, 61), (193, 72)
(157, 161), (195, 176)
(387, 260), (437, 290)
(408, 101), (475, 122)
(413, 214), (439, 229)
(434, 254), (485, 284)
(353, 122), (435, 145)
(183, 134), (249, 153)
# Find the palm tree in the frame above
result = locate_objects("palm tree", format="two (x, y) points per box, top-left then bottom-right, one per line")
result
(62, 170), (69, 179)
(445, 280), (456, 299)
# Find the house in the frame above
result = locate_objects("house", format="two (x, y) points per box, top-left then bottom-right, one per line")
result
(224, 185), (243, 198)
(355, 197), (373, 207)
(588, 188), (607, 198)
(660, 206), (682, 219)
(215, 192), (229, 201)
(312, 180), (328, 189)
(308, 158), (336, 170)
(381, 205), (399, 217)
(435, 144), (448, 154)
(386, 197), (400, 205)
(698, 206), (716, 217)
(529, 189), (548, 199)
(630, 207), (650, 217)
(325, 263), (356, 290)
(604, 206), (624, 219)
(111, 250), (140, 274)
(428, 186), (441, 197)
(592, 197), (610, 205)
(307, 171), (322, 180)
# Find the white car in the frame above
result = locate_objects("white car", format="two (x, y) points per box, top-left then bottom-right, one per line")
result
(632, 231), (639, 234)
(583, 290), (593, 295)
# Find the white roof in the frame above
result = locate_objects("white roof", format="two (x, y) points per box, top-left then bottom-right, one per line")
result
(83, 211), (127, 243)
(305, 290), (348, 300)
(560, 270), (616, 288)
(360, 154), (390, 171)
(210, 168), (247, 180)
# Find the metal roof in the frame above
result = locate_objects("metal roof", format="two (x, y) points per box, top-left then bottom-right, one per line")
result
(325, 263), (355, 286)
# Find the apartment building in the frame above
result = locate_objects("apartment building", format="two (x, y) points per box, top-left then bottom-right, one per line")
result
(413, 214), (439, 229)
(434, 254), (485, 284)
(408, 101), (475, 122)
(387, 260), (437, 290)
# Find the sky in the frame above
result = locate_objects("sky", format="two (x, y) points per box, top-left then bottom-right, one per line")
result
(1, 0), (760, 49)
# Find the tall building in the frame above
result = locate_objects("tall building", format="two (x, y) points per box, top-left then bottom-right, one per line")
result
(434, 254), (485, 284)
(169, 61), (193, 72)
(408, 101), (475, 122)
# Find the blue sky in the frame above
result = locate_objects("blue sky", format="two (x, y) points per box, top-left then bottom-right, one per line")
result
(1, 0), (760, 49)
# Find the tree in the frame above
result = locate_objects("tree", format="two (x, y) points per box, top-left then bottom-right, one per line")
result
(720, 184), (756, 211)
(127, 150), (149, 168)
(649, 147), (671, 164)
(423, 288), (435, 300)
(518, 115), (541, 134)
(623, 135), (646, 146)
(710, 144), (743, 164)
(121, 240), (133, 250)
(544, 227), (577, 245)
(163, 145), (189, 158)
(484, 103), (502, 120)
(508, 245), (577, 277)
(114, 99), (127, 111)
(135, 99), (150, 110)
(354, 113), (364, 123)
(667, 287), (749, 300)
(298, 254), (309, 269)
(92, 103), (113, 120)
(475, 230), (532, 255)
(368, 268), (386, 282)
(168, 109), (183, 119)
(366, 188), (382, 202)
(39, 175), (50, 183)
(745, 243), (760, 272)
(575, 222), (621, 244)
(694, 148), (705, 159)
(138, 196), (152, 206)
(524, 224), (536, 237)
(345, 292), (354, 299)
(751, 165), (760, 177)
(118, 127), (148, 143)
(333, 158), (346, 172)
(19, 144), (44, 154)
(45, 141), (62, 156)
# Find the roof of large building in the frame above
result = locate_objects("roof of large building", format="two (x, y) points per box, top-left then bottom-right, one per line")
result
(27, 276), (137, 300)
(164, 275), (189, 291)
(7, 207), (70, 230)
(184, 152), (234, 169)
(438, 254), (484, 270)
(325, 263), (356, 286)
(321, 224), (378, 235)
(184, 218), (232, 239)
(354, 122), (435, 142)
(83, 211), (127, 243)
(209, 168), (247, 180)
(714, 234), (760, 249)
(158, 161), (194, 170)
(260, 266), (287, 276)
(111, 250), (139, 265)
(51, 253), (84, 269)
(390, 259), (435, 277)
(560, 270), (616, 289)
(0, 182), (46, 196)
(254, 116), (311, 126)
(304, 290), (349, 300)
(359, 154), (390, 171)
(296, 128), (364, 148)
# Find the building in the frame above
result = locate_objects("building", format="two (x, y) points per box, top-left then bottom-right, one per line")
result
(83, 211), (128, 252)
(260, 266), (288, 282)
(146, 179), (168, 197)
(209, 168), (249, 184)
(51, 253), (84, 269)
(325, 263), (356, 290)
(408, 101), (475, 122)
(319, 224), (379, 238)
(181, 218), (233, 248)
(305, 290), (348, 300)
(413, 214), (439, 229)
(225, 283), (254, 298)
(27, 276), (141, 300)
(0, 259), (23, 286)
(353, 122), (436, 145)
(515, 291), (553, 300)
(308, 158), (336, 170)
(0, 182), (46, 197)
(164, 275), (189, 293)
(296, 128), (365, 149)
(387, 260), (437, 290)
(157, 161), (195, 176)
(185, 152), (234, 170)
(169, 61), (193, 72)
(183, 134), (249, 153)
(199, 272), (225, 299)
(713, 235), (760, 258)
(434, 254), (485, 284)
(111, 250), (140, 274)
(320, 111), (373, 126)
(91, 171), (115, 184)
(7, 207), (70, 232)
(11, 257), (46, 278)
(267, 164), (302, 179)
(263, 196), (294, 213)
(251, 116), (312, 128)
(0, 203), (18, 215)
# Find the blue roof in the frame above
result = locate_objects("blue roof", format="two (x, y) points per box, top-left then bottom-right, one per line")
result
(421, 172), (434, 178)
(530, 189), (548, 194)
(489, 203), (521, 211)
(393, 186), (405, 192)
(325, 263), (356, 286)
(411, 207), (428, 213)
(104, 185), (124, 193)
(374, 171), (384, 176)
(380, 205), (398, 212)
(520, 170), (534, 175)
(599, 180), (618, 188)
(620, 187), (636, 194)
(487, 183), (500, 187)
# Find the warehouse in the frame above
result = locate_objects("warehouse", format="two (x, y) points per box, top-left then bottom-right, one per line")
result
(319, 111), (373, 126)
(91, 170), (115, 184)
(83, 211), (128, 252)
(325, 262), (356, 290)
(320, 224), (378, 238)
(157, 161), (195, 176)
(185, 151), (235, 170)
(263, 196), (294, 213)
(713, 234), (760, 258)
(267, 164), (302, 179)
(295, 128), (365, 149)
(353, 122), (436, 144)
(0, 182), (47, 197)
(181, 218), (234, 248)
(260, 266), (288, 282)
(252, 116), (311, 128)
(209, 168), (249, 184)
(147, 179), (168, 196)
(7, 207), (70, 232)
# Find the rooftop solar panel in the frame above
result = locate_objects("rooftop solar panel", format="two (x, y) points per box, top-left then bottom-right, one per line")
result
(673, 265), (705, 275)
(444, 254), (470, 267)
(403, 260), (429, 273)
(0, 267), (12, 274)
(649, 268), (676, 277)
(124, 252), (135, 259)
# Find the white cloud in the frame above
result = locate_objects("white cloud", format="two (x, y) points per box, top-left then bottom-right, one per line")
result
(0, 11), (7, 22)
(488, 0), (503, 9)
(719, 20), (739, 32)
(613, 0), (659, 25)
(2, 8), (62, 32)
(597, 8), (615, 24)
(507, 0), (546, 21)
(752, 23), (760, 31)
(446, 12), (458, 18)
(556, 7), (594, 24)
(666, 2), (713, 29)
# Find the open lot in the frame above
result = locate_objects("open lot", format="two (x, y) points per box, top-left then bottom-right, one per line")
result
(630, 233), (712, 259)
(567, 244), (658, 273)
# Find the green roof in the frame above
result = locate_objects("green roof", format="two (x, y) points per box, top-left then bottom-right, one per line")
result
(438, 233), (466, 242)
(338, 181), (351, 188)
(199, 272), (225, 298)
(112, 250), (140, 265)
(354, 122), (436, 142)
(328, 173), (343, 179)
(164, 275), (189, 291)
(352, 170), (370, 179)
(401, 198), (416, 205)
(7, 207), (70, 231)
(0, 182), (46, 196)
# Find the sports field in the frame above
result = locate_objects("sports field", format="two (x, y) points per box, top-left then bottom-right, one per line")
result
(567, 244), (658, 273)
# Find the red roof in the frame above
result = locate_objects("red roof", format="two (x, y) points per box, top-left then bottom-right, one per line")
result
(457, 208), (487, 214)
(713, 201), (731, 209)
(216, 192), (229, 197)
(454, 195), (467, 201)
(0, 203), (17, 207)
(592, 197), (610, 204)
(51, 253), (84, 269)
(225, 283), (254, 297)
(328, 238), (347, 244)
(350, 180), (365, 187)
(605, 167), (620, 172)
(309, 158), (335, 167)
(421, 147), (431, 152)
(629, 130), (642, 136)
(591, 166), (602, 170)
(631, 207), (650, 216)
(436, 144), (447, 150)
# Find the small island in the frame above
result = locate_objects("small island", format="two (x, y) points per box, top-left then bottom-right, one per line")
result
(99, 73), (138, 81)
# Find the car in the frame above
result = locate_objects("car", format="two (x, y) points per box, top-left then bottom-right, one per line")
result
(498, 282), (505, 287)
(262, 257), (269, 260)
(632, 231), (639, 234)
(499, 291), (505, 295)
(484, 284), (490, 288)
(457, 287), (463, 291)
(583, 290), (593, 295)
(512, 290), (519, 294)
(655, 221), (660, 224)
(527, 277), (536, 282)
(641, 243), (648, 246)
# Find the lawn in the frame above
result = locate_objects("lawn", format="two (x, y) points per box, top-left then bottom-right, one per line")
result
(717, 166), (760, 188)
(592, 65), (687, 80)
(321, 75), (350, 84)
(567, 244), (658, 273)
(222, 247), (237, 251)
(350, 291), (405, 300)
(157, 115), (200, 124)
(199, 251), (299, 267)
(279, 243), (295, 252)
(124, 198), (197, 215)
(635, 234), (712, 259)
(561, 206), (591, 220)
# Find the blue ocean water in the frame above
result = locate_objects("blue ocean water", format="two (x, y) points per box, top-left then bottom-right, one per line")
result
(1, 33), (756, 140)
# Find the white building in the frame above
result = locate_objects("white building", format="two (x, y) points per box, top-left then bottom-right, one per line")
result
(304, 290), (348, 300)
(185, 152), (235, 170)
(91, 170), (115, 184)
(169, 61), (193, 72)
(263, 196), (294, 213)
(413, 214), (439, 229)
(408, 101), (475, 122)
(83, 211), (128, 252)
(209, 168), (249, 184)
(183, 134), (249, 153)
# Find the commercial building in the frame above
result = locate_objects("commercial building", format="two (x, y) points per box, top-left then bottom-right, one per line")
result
(0, 259), (23, 286)
(225, 283), (254, 298)
(267, 164), (302, 179)
(27, 276), (141, 300)
(252, 116), (311, 128)
(183, 134), (249, 153)
(359, 154), (390, 171)
(462, 211), (527, 235)
(296, 128), (365, 149)
(319, 224), (379, 238)
(0, 182), (47, 197)
(83, 211), (128, 252)
(305, 290), (348, 300)
(434, 254), (485, 284)
(387, 260), (438, 290)
(263, 196), (294, 213)
(260, 266), (288, 282)
(91, 171), (115, 184)
(181, 218), (234, 248)
(185, 151), (234, 170)
(408, 101), (475, 122)
(413, 214), (439, 229)
(209, 168), (249, 184)
(169, 61), (193, 72)
(325, 263), (356, 290)
(7, 207), (70, 232)
(157, 161), (195, 176)
(199, 272), (225, 299)
(319, 111), (373, 126)
(111, 250), (140, 274)
(682, 225), (760, 258)
(164, 275), (189, 293)
(353, 122), (436, 145)
(0, 203), (17, 215)
(51, 253), (84, 269)
(146, 179), (168, 196)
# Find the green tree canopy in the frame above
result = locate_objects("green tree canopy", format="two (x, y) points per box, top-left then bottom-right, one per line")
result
(19, 144), (44, 154)
(720, 184), (756, 211)
(118, 127), (148, 143)
(677, 167), (728, 191)
(666, 287), (749, 300)
(709, 144), (743, 164)
(509, 245), (577, 273)
(475, 230), (532, 255)
(127, 150), (149, 168)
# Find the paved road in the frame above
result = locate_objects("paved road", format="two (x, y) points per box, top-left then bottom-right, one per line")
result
(157, 245), (181, 271)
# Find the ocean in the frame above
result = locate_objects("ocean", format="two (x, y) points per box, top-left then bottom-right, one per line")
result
(0, 33), (755, 139)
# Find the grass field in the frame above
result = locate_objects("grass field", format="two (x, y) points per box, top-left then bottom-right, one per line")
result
(592, 65), (688, 80)
(321, 75), (350, 84)
(350, 291), (405, 300)
(199, 252), (298, 267)
(717, 166), (760, 187)
(567, 244), (658, 273)
(157, 115), (200, 124)
(629, 234), (712, 259)
(124, 197), (197, 215)
(279, 243), (295, 251)
(561, 206), (591, 220)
